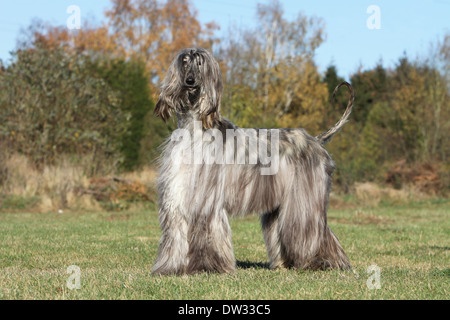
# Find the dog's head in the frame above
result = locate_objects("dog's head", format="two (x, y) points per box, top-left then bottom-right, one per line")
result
(154, 48), (223, 129)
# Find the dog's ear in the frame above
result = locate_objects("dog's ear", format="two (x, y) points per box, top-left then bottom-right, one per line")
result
(154, 96), (172, 122)
(201, 110), (220, 129)
(200, 52), (223, 129)
(154, 56), (181, 122)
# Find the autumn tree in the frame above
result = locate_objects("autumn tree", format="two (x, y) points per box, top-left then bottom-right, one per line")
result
(220, 0), (326, 131)
(106, 0), (218, 86)
(21, 0), (218, 92)
(14, 0), (218, 168)
(17, 18), (119, 57)
(419, 33), (450, 163)
(325, 33), (450, 189)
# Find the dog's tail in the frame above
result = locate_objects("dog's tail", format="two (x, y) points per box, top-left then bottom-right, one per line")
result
(316, 81), (354, 145)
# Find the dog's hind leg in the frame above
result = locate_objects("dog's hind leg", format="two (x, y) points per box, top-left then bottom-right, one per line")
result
(277, 197), (322, 269)
(310, 225), (352, 270)
(261, 207), (285, 269)
(309, 159), (352, 270)
(276, 161), (351, 270)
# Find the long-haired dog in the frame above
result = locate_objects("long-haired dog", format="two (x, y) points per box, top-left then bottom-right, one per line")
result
(152, 48), (353, 275)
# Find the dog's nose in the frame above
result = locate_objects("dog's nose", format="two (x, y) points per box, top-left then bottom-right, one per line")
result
(186, 77), (195, 86)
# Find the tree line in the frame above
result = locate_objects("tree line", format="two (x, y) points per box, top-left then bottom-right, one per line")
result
(0, 0), (448, 192)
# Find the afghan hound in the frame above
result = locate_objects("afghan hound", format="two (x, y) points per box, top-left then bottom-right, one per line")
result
(152, 48), (353, 275)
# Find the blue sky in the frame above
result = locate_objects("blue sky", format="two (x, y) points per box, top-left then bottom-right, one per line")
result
(0, 0), (448, 78)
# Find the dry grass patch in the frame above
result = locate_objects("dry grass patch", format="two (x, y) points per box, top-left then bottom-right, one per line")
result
(0, 153), (158, 212)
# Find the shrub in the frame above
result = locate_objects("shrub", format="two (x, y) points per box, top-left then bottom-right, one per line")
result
(0, 45), (128, 172)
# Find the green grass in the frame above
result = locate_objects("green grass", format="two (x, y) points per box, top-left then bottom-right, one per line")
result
(0, 200), (448, 299)
(0, 195), (40, 211)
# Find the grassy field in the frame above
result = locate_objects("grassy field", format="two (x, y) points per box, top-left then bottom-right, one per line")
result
(0, 199), (448, 300)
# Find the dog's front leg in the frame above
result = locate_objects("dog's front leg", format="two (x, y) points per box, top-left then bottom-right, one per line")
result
(152, 206), (189, 275)
(186, 209), (236, 274)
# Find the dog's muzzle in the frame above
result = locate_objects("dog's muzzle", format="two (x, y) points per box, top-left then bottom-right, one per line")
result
(185, 77), (195, 87)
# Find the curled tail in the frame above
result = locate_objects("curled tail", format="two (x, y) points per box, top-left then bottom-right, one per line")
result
(316, 81), (355, 145)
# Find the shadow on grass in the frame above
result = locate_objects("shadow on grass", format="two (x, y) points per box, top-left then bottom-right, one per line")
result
(237, 260), (270, 270)
(429, 245), (450, 251)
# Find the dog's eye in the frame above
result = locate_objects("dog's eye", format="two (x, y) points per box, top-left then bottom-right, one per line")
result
(182, 56), (189, 68)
